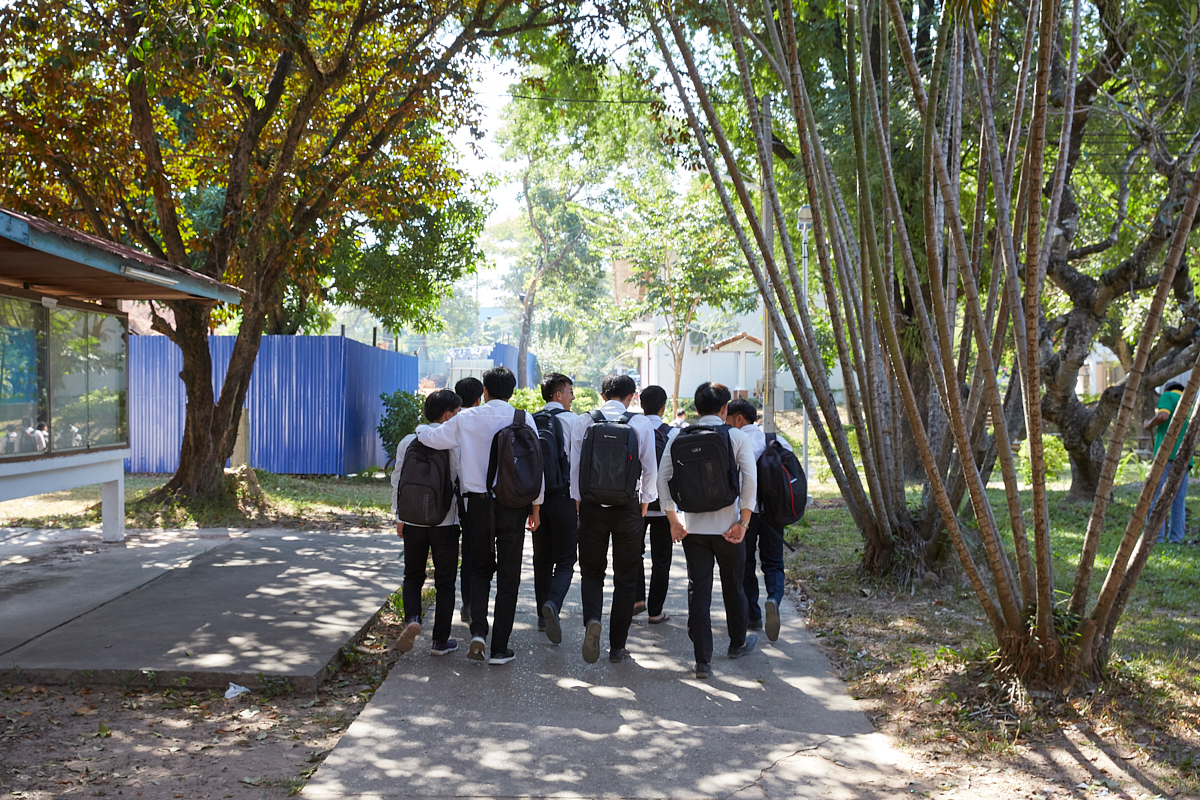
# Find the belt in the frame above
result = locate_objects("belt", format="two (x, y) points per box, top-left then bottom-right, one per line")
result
(464, 491), (489, 499)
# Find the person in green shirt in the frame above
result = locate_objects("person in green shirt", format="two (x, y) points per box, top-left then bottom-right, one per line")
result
(1143, 380), (1191, 544)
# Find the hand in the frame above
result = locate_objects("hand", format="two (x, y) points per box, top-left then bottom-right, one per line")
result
(640, 502), (649, 517)
(723, 520), (747, 544)
(670, 519), (688, 543)
(395, 522), (404, 540)
(527, 505), (541, 531)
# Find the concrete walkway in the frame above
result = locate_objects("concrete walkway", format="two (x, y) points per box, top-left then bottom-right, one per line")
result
(0, 526), (399, 690)
(303, 541), (918, 800)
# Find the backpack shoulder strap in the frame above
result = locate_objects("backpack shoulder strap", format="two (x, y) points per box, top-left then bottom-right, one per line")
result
(589, 409), (606, 424)
(514, 409), (525, 427)
(548, 407), (568, 416)
(658, 422), (672, 436)
(765, 432), (777, 446)
(618, 410), (636, 424)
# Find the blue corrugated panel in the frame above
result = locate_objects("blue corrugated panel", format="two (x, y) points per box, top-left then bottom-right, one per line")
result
(489, 342), (540, 388)
(246, 336), (345, 475)
(342, 340), (418, 474)
(127, 334), (418, 476)
(126, 336), (186, 473)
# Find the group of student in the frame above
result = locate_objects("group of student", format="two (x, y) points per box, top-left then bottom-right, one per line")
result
(389, 366), (806, 679)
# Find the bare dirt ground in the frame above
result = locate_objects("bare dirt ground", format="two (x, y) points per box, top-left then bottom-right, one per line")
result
(1, 608), (408, 800)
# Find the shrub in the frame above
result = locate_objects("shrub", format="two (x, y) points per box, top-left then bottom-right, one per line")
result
(378, 390), (422, 469)
(508, 387), (543, 413)
(573, 387), (601, 413)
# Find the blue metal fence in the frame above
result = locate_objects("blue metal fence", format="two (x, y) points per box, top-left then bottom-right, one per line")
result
(126, 335), (417, 475)
(489, 342), (540, 388)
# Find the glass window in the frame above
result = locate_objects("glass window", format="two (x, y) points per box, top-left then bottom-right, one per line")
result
(0, 294), (127, 458)
(0, 297), (44, 455)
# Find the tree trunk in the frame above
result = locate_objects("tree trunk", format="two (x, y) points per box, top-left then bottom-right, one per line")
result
(151, 285), (272, 504)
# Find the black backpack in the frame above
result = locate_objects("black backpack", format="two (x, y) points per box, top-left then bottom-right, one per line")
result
(669, 424), (739, 513)
(533, 408), (571, 493)
(487, 409), (544, 508)
(578, 410), (641, 506)
(16, 428), (36, 454)
(395, 440), (455, 526)
(647, 422), (672, 512)
(758, 432), (807, 527)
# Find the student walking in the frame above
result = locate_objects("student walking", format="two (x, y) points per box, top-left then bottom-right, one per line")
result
(453, 377), (485, 623)
(727, 399), (792, 642)
(569, 374), (658, 664)
(419, 367), (544, 665)
(391, 389), (463, 657)
(532, 373), (580, 643)
(636, 385), (675, 624)
(658, 382), (758, 679)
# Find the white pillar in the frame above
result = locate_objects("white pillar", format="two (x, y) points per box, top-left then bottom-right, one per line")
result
(101, 474), (125, 543)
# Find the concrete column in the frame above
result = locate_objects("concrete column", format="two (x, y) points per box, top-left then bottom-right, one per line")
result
(101, 474), (125, 543)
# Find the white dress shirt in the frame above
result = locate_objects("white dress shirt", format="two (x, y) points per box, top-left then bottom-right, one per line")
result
(570, 399), (659, 505)
(738, 422), (794, 514)
(391, 422), (460, 527)
(657, 414), (758, 534)
(417, 399), (545, 505)
(644, 413), (677, 519)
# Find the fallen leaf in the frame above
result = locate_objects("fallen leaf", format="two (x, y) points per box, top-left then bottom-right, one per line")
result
(73, 706), (98, 716)
(97, 722), (111, 738)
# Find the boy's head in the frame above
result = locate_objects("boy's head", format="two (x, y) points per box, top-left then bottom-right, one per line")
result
(675, 410), (686, 420)
(455, 377), (484, 408)
(694, 382), (732, 417)
(1165, 380), (1185, 393)
(601, 374), (637, 403)
(424, 389), (462, 424)
(640, 385), (668, 418)
(726, 398), (757, 428)
(482, 366), (516, 401)
(541, 372), (574, 408)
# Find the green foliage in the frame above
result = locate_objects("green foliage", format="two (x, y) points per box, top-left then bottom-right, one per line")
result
(378, 391), (422, 469)
(572, 387), (601, 413)
(508, 387), (544, 413)
(255, 672), (293, 698)
(1017, 435), (1071, 483)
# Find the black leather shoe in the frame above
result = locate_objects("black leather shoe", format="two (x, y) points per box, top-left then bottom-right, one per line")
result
(538, 618), (547, 632)
(764, 599), (780, 642)
(582, 619), (602, 663)
(728, 632), (759, 659)
(542, 601), (562, 644)
(693, 662), (710, 679)
(609, 648), (630, 663)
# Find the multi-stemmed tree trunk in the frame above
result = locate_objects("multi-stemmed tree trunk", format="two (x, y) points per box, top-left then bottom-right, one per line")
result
(646, 0), (1200, 686)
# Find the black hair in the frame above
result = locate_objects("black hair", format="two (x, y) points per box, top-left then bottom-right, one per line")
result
(35, 422), (46, 432)
(727, 398), (757, 424)
(455, 377), (484, 408)
(482, 366), (517, 401)
(601, 373), (637, 400)
(541, 372), (573, 402)
(694, 382), (732, 416)
(640, 385), (668, 417)
(675, 409), (686, 418)
(424, 389), (462, 423)
(1165, 381), (1186, 393)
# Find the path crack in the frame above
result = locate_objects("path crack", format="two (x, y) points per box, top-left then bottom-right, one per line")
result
(721, 737), (835, 800)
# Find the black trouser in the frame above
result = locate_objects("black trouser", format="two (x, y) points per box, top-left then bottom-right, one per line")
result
(532, 491), (578, 612)
(682, 533), (749, 665)
(464, 493), (529, 655)
(637, 515), (673, 617)
(402, 523), (460, 643)
(578, 501), (643, 651)
(458, 495), (472, 611)
(743, 512), (785, 622)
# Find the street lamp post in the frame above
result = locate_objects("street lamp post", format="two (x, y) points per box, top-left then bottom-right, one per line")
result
(797, 204), (813, 480)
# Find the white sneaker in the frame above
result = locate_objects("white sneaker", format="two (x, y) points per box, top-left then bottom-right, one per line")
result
(467, 636), (486, 661)
(396, 620), (421, 654)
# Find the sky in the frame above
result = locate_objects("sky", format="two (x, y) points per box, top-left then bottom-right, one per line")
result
(450, 63), (526, 306)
